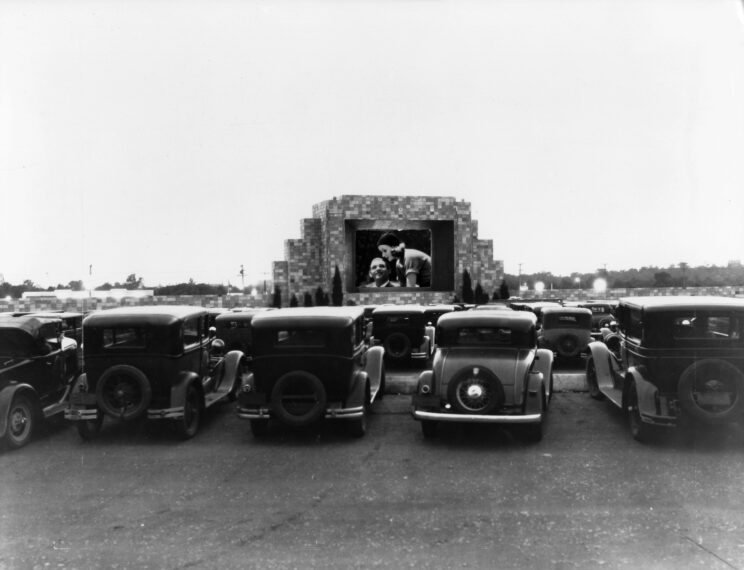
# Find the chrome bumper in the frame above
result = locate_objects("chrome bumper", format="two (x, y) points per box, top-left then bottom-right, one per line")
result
(412, 409), (542, 424)
(147, 406), (184, 420)
(65, 407), (99, 421)
(237, 404), (365, 421)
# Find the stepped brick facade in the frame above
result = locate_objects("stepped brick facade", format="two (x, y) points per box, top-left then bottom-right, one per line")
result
(272, 195), (504, 305)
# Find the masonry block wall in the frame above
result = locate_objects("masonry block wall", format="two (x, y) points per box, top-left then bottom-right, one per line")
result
(272, 195), (504, 305)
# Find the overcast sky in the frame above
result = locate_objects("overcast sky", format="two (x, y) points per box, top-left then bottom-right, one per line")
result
(2, 0), (743, 289)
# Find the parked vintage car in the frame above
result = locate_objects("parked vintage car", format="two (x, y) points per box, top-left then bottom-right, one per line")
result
(586, 296), (744, 441)
(537, 306), (593, 359)
(411, 310), (553, 441)
(214, 309), (266, 355)
(236, 307), (385, 437)
(65, 306), (245, 440)
(578, 301), (617, 336)
(370, 305), (435, 364)
(0, 315), (79, 449)
(423, 304), (459, 326)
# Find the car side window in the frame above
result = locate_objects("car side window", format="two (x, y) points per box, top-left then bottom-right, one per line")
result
(183, 318), (201, 349)
(625, 309), (643, 343)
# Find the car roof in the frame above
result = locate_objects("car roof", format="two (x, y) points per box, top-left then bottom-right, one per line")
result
(214, 308), (265, 323)
(437, 310), (537, 332)
(619, 296), (744, 312)
(0, 314), (61, 336)
(372, 304), (426, 315)
(84, 305), (208, 327)
(541, 306), (593, 316)
(252, 307), (365, 329)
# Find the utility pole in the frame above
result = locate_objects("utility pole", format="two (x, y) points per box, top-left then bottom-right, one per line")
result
(518, 263), (522, 291)
(240, 265), (245, 290)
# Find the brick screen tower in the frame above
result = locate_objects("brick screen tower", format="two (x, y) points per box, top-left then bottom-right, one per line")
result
(272, 195), (503, 305)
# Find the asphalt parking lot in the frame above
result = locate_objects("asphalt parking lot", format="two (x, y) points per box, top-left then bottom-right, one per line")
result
(3, 356), (744, 570)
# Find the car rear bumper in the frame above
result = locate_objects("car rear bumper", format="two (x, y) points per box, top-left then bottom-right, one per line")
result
(411, 409), (542, 424)
(237, 403), (365, 421)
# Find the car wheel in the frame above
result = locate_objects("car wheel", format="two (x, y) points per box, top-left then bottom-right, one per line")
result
(250, 419), (269, 437)
(96, 365), (152, 420)
(557, 334), (579, 358)
(628, 380), (653, 443)
(586, 356), (604, 400)
(677, 359), (744, 425)
(383, 333), (412, 360)
(421, 420), (438, 439)
(271, 371), (327, 427)
(173, 384), (202, 439)
(76, 415), (103, 441)
(4, 394), (35, 450)
(447, 367), (504, 415)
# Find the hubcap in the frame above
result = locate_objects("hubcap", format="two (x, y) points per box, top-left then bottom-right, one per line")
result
(11, 408), (29, 436)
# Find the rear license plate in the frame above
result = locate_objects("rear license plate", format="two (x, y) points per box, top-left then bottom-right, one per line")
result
(696, 392), (731, 406)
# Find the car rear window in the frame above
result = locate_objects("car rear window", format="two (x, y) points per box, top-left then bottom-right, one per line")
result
(543, 314), (591, 328)
(453, 326), (528, 347)
(86, 326), (179, 354)
(274, 329), (327, 348)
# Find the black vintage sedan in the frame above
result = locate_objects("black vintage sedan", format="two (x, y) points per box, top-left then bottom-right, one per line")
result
(65, 306), (245, 440)
(236, 307), (385, 437)
(0, 315), (79, 449)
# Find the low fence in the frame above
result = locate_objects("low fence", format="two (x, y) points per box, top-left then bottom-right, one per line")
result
(1, 286), (742, 314)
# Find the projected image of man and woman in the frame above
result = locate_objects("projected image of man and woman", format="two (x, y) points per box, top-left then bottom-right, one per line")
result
(356, 230), (432, 288)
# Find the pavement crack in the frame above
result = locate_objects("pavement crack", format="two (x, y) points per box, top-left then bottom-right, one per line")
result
(683, 535), (740, 570)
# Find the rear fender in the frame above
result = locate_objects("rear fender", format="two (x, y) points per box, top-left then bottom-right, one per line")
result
(347, 370), (368, 408)
(219, 350), (245, 390)
(425, 325), (436, 351)
(171, 371), (202, 408)
(625, 368), (657, 416)
(363, 346), (384, 394)
(524, 373), (545, 416)
(0, 384), (38, 439)
(588, 341), (614, 392)
(416, 370), (435, 395)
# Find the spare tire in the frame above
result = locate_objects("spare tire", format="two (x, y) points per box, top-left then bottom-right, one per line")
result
(96, 365), (152, 420)
(556, 334), (580, 357)
(447, 366), (505, 414)
(677, 359), (744, 424)
(384, 332), (412, 360)
(271, 371), (327, 427)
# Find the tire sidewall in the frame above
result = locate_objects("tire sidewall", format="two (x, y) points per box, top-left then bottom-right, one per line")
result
(5, 394), (36, 449)
(384, 332), (412, 360)
(446, 367), (504, 414)
(677, 359), (744, 424)
(95, 364), (152, 420)
(271, 370), (327, 427)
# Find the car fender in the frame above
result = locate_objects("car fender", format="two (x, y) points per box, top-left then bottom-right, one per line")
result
(347, 370), (369, 408)
(416, 370), (434, 394)
(220, 350), (245, 390)
(363, 346), (384, 392)
(0, 383), (38, 439)
(524, 373), (545, 416)
(587, 341), (614, 392)
(425, 325), (436, 351)
(625, 367), (658, 417)
(533, 348), (553, 380)
(170, 371), (203, 408)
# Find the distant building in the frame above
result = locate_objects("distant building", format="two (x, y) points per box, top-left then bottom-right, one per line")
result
(272, 195), (503, 305)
